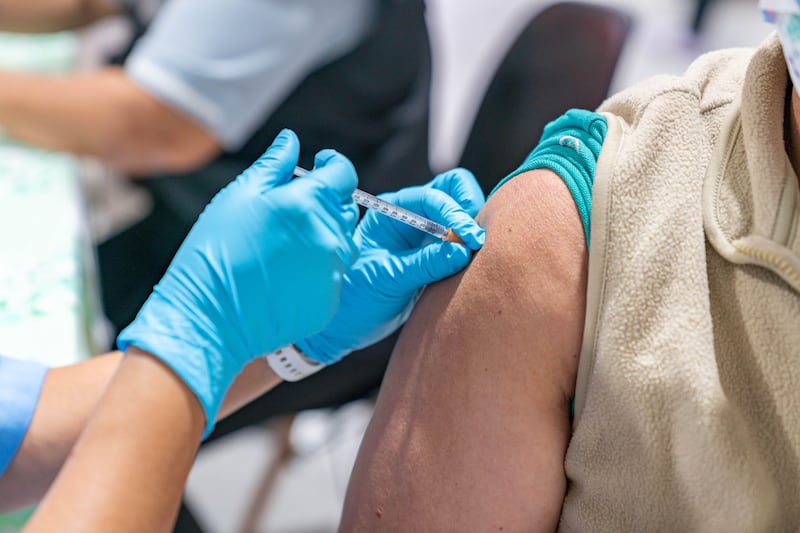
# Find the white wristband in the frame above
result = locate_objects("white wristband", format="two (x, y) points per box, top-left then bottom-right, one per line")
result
(265, 345), (324, 382)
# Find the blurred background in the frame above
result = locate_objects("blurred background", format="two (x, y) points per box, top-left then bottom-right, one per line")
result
(0, 0), (772, 531)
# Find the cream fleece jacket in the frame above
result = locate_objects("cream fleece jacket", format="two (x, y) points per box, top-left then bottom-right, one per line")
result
(561, 33), (800, 531)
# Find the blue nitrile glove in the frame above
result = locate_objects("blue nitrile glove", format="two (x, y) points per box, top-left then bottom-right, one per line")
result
(117, 129), (360, 437)
(296, 168), (486, 365)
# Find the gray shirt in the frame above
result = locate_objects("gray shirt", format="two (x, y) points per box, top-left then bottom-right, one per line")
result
(119, 0), (375, 149)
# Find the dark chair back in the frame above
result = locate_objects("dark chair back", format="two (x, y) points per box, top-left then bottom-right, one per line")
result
(458, 1), (633, 193)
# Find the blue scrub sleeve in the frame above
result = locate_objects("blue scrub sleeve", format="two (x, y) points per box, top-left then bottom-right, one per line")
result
(488, 109), (607, 246)
(0, 356), (47, 477)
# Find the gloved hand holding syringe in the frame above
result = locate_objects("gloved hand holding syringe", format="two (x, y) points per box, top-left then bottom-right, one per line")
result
(294, 166), (464, 243)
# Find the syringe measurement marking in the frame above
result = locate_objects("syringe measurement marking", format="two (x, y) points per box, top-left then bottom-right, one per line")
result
(293, 166), (449, 239)
(353, 190), (438, 234)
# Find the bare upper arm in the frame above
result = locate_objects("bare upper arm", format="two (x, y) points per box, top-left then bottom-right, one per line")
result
(0, 67), (220, 175)
(340, 168), (588, 532)
(0, 0), (122, 33)
(91, 68), (222, 175)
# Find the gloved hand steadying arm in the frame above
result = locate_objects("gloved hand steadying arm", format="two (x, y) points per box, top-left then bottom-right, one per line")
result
(296, 168), (486, 365)
(117, 129), (359, 436)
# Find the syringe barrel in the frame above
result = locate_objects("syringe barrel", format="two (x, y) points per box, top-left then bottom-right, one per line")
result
(351, 189), (448, 239)
(294, 166), (450, 240)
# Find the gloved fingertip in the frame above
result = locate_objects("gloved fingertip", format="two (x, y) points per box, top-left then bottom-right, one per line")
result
(429, 167), (485, 215)
(413, 241), (472, 283)
(309, 150), (358, 199)
(430, 166), (469, 185)
(264, 128), (298, 157)
(313, 149), (339, 167)
(438, 242), (473, 274)
(274, 127), (292, 143)
(429, 167), (474, 191)
(465, 226), (486, 250)
(242, 129), (300, 188)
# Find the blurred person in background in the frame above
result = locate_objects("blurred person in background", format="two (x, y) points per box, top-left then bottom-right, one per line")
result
(0, 0), (431, 332)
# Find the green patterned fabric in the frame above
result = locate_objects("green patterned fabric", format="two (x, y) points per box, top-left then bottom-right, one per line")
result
(0, 30), (100, 532)
(0, 32), (77, 73)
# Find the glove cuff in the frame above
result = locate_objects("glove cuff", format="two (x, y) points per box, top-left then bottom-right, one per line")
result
(265, 344), (326, 381)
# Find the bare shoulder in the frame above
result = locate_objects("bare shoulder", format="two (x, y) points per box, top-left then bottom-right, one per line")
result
(434, 166), (589, 398)
(477, 167), (588, 296)
(340, 167), (588, 532)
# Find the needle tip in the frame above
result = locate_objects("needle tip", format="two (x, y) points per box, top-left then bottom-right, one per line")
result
(442, 229), (464, 244)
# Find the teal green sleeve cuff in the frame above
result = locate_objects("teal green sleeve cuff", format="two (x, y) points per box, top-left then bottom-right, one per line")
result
(488, 109), (607, 246)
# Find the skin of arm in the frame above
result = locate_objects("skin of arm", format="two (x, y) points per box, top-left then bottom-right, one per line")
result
(340, 169), (588, 532)
(0, 352), (280, 512)
(21, 347), (206, 533)
(0, 0), (120, 33)
(0, 67), (220, 175)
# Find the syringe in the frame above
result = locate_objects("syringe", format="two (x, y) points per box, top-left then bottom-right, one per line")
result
(293, 166), (462, 242)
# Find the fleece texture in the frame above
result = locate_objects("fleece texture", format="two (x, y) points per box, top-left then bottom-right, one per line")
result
(562, 33), (800, 532)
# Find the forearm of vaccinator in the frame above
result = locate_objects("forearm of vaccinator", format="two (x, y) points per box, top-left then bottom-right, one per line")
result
(0, 352), (281, 513)
(0, 352), (122, 513)
(22, 347), (206, 533)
